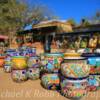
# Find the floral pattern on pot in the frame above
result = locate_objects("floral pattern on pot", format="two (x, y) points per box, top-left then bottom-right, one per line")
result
(27, 56), (40, 68)
(27, 67), (40, 80)
(11, 56), (27, 70)
(11, 69), (27, 82)
(41, 73), (60, 90)
(61, 57), (90, 78)
(44, 53), (64, 73)
(87, 75), (100, 91)
(60, 78), (88, 99)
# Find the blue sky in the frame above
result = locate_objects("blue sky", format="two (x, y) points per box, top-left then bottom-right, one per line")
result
(26, 0), (100, 23)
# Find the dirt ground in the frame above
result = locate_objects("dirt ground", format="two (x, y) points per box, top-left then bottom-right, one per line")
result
(0, 68), (100, 100)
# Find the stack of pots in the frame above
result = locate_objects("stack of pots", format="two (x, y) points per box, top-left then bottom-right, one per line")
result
(11, 56), (27, 82)
(82, 53), (100, 91)
(41, 53), (64, 90)
(27, 56), (40, 80)
(4, 49), (18, 73)
(60, 53), (90, 99)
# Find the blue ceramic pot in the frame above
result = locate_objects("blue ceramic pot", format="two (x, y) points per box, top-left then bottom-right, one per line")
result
(43, 53), (64, 73)
(41, 73), (60, 90)
(60, 77), (88, 99)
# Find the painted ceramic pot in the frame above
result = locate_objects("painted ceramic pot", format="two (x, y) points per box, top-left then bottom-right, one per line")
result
(88, 57), (100, 74)
(44, 53), (64, 73)
(11, 69), (27, 82)
(87, 75), (100, 91)
(82, 53), (100, 74)
(5, 49), (17, 56)
(4, 56), (12, 72)
(27, 67), (40, 80)
(0, 56), (5, 67)
(60, 77), (88, 99)
(61, 57), (90, 78)
(41, 73), (60, 90)
(31, 47), (36, 56)
(11, 56), (27, 70)
(27, 56), (40, 68)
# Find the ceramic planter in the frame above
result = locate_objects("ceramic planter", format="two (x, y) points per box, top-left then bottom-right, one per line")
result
(41, 73), (60, 90)
(5, 49), (17, 56)
(82, 53), (100, 74)
(11, 56), (27, 70)
(60, 77), (88, 99)
(27, 56), (40, 68)
(11, 69), (27, 82)
(87, 75), (100, 91)
(31, 47), (36, 56)
(44, 53), (64, 73)
(0, 56), (5, 67)
(27, 67), (40, 80)
(4, 56), (12, 73)
(61, 57), (90, 78)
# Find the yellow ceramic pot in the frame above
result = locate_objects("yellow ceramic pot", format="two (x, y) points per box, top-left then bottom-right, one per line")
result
(11, 56), (27, 70)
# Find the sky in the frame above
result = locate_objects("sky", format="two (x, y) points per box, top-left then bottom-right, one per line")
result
(26, 0), (100, 23)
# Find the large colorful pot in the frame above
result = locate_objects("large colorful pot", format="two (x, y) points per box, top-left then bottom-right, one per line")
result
(11, 56), (27, 70)
(44, 53), (64, 73)
(0, 56), (5, 67)
(87, 75), (100, 91)
(27, 67), (40, 80)
(61, 57), (90, 78)
(60, 77), (88, 99)
(27, 56), (40, 68)
(82, 53), (100, 74)
(41, 73), (60, 90)
(11, 69), (27, 82)
(4, 56), (12, 73)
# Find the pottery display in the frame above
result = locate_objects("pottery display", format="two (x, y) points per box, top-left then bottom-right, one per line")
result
(61, 57), (90, 78)
(41, 73), (60, 90)
(44, 53), (64, 73)
(11, 56), (27, 70)
(27, 67), (40, 80)
(4, 56), (12, 72)
(11, 69), (27, 82)
(27, 56), (40, 68)
(87, 75), (100, 91)
(60, 77), (88, 99)
(0, 56), (5, 67)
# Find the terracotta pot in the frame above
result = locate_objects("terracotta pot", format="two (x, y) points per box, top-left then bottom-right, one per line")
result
(87, 75), (100, 91)
(0, 56), (5, 68)
(11, 69), (27, 82)
(11, 56), (27, 70)
(27, 56), (40, 68)
(27, 67), (40, 80)
(41, 73), (60, 90)
(60, 77), (88, 99)
(44, 53), (64, 73)
(61, 57), (90, 78)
